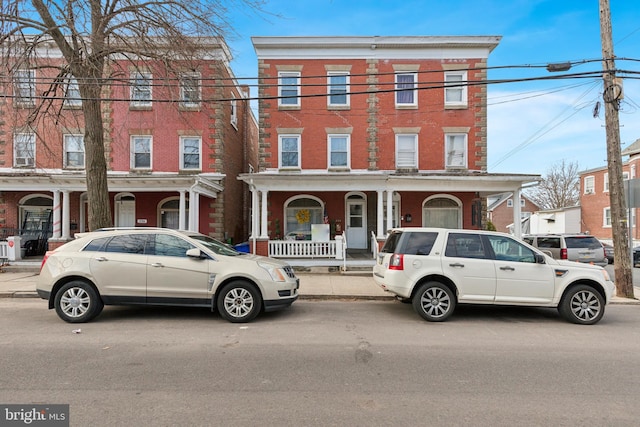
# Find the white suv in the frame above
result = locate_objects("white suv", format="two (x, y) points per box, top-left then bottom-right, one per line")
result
(37, 228), (299, 323)
(373, 228), (615, 325)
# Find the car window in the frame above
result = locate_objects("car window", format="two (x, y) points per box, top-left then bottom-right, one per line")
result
(487, 235), (536, 263)
(104, 234), (149, 254)
(565, 236), (602, 249)
(150, 234), (196, 257)
(403, 232), (438, 255)
(82, 236), (111, 252)
(537, 237), (560, 249)
(380, 231), (403, 253)
(522, 237), (533, 245)
(445, 233), (488, 259)
(189, 234), (240, 256)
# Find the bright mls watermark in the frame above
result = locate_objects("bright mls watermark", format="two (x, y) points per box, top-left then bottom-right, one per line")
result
(0, 405), (68, 426)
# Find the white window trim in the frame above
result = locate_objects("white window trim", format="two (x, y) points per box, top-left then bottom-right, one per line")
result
(14, 69), (36, 106)
(180, 72), (201, 108)
(603, 207), (611, 227)
(230, 97), (238, 128)
(604, 173), (609, 192)
(13, 132), (36, 168)
(180, 136), (202, 170)
(64, 77), (82, 107)
(130, 135), (153, 170)
(327, 134), (351, 169)
(395, 134), (418, 169)
(279, 134), (301, 169)
(278, 72), (300, 107)
(327, 72), (350, 107)
(584, 176), (595, 194)
(445, 133), (468, 169)
(444, 71), (468, 108)
(63, 134), (85, 169)
(395, 73), (417, 107)
(130, 71), (152, 107)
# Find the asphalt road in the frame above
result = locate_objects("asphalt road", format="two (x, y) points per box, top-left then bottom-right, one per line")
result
(1, 299), (639, 427)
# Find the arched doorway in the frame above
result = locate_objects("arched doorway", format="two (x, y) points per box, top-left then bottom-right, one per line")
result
(345, 192), (367, 249)
(18, 194), (53, 255)
(159, 198), (189, 230)
(423, 195), (462, 228)
(284, 196), (323, 239)
(115, 193), (136, 227)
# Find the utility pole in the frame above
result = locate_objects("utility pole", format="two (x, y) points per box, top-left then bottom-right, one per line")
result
(599, 0), (634, 297)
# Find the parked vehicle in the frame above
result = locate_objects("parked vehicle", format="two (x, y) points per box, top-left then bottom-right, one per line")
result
(373, 228), (615, 325)
(633, 247), (640, 268)
(522, 234), (608, 267)
(37, 228), (299, 323)
(601, 242), (614, 264)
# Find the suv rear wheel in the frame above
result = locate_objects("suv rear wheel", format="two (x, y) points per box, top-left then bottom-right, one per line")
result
(412, 281), (456, 322)
(54, 280), (104, 323)
(559, 285), (605, 325)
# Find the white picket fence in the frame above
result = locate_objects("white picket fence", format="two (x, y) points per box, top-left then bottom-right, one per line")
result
(0, 241), (8, 261)
(269, 235), (345, 259)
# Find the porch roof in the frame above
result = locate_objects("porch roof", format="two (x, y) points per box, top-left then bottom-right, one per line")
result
(238, 171), (541, 196)
(0, 171), (225, 198)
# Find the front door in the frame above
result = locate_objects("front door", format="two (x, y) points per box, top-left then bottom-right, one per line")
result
(116, 198), (136, 227)
(346, 199), (366, 249)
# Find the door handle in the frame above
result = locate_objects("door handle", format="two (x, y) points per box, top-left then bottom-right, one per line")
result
(95, 257), (108, 262)
(499, 266), (515, 271)
(449, 263), (464, 268)
(150, 263), (164, 268)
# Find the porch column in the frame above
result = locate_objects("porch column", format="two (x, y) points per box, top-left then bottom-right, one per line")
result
(62, 190), (70, 239)
(250, 187), (259, 238)
(377, 190), (384, 238)
(260, 190), (268, 238)
(512, 188), (522, 238)
(386, 190), (393, 234)
(52, 190), (61, 239)
(179, 190), (186, 230)
(188, 189), (197, 232)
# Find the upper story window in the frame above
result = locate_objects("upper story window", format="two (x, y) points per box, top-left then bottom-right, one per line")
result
(506, 198), (525, 208)
(444, 71), (468, 108)
(278, 72), (300, 107)
(13, 132), (35, 167)
(230, 97), (238, 128)
(180, 136), (201, 170)
(180, 72), (201, 108)
(327, 72), (349, 107)
(14, 69), (36, 107)
(131, 72), (152, 107)
(395, 73), (417, 107)
(584, 176), (595, 194)
(396, 134), (418, 169)
(279, 135), (301, 169)
(64, 134), (85, 168)
(445, 134), (467, 169)
(64, 77), (82, 107)
(131, 136), (152, 170)
(328, 135), (350, 169)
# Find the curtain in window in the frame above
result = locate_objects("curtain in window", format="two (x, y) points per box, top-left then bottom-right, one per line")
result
(396, 74), (414, 104)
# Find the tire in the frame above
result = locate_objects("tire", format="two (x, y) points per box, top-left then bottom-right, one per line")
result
(559, 285), (605, 325)
(54, 280), (104, 323)
(412, 281), (456, 322)
(217, 281), (262, 323)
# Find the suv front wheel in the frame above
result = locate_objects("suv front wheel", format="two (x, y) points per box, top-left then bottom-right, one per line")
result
(413, 281), (456, 322)
(559, 285), (605, 325)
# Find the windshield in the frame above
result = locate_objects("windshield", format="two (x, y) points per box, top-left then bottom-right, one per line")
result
(189, 234), (241, 256)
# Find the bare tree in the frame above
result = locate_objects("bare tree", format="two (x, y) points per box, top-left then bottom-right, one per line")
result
(526, 160), (580, 210)
(1, 0), (262, 230)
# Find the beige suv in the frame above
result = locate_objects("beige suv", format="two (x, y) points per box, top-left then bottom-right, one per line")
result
(373, 228), (615, 325)
(37, 228), (299, 323)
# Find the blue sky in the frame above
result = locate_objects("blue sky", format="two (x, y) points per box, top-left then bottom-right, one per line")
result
(225, 0), (640, 175)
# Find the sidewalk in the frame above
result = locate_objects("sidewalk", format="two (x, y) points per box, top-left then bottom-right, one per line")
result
(1, 269), (639, 304)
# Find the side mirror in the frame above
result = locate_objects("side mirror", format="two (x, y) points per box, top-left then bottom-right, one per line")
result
(186, 248), (204, 259)
(535, 254), (546, 264)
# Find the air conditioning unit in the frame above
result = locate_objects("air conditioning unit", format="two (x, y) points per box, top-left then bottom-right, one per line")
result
(15, 157), (34, 167)
(585, 189), (594, 194)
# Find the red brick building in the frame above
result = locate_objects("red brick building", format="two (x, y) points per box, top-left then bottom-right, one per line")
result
(241, 36), (540, 256)
(487, 193), (540, 233)
(580, 138), (640, 243)
(0, 38), (257, 253)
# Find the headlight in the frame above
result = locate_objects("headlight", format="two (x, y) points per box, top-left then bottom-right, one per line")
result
(258, 261), (287, 282)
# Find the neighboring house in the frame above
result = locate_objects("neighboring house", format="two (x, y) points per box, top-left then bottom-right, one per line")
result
(487, 192), (540, 233)
(0, 37), (258, 253)
(523, 206), (581, 235)
(579, 138), (639, 242)
(240, 36), (540, 257)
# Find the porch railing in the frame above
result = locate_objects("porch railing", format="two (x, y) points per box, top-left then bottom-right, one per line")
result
(0, 241), (8, 261)
(268, 235), (345, 259)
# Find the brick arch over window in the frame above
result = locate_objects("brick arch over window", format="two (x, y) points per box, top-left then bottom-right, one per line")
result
(422, 195), (462, 228)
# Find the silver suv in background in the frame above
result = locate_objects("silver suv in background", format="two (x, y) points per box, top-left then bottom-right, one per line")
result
(523, 234), (608, 267)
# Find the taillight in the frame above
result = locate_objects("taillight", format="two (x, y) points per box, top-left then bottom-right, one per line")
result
(389, 254), (404, 270)
(560, 248), (568, 260)
(40, 251), (51, 272)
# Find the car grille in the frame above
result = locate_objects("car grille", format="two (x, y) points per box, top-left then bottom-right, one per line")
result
(283, 265), (297, 279)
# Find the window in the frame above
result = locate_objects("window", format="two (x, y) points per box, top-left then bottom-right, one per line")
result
(487, 235), (536, 263)
(444, 71), (467, 107)
(445, 233), (487, 259)
(131, 136), (152, 169)
(604, 173), (609, 192)
(328, 72), (349, 106)
(64, 134), (85, 168)
(328, 135), (349, 168)
(507, 198), (525, 208)
(403, 232), (438, 256)
(279, 135), (300, 168)
(396, 134), (418, 169)
(285, 197), (323, 236)
(230, 97), (238, 127)
(64, 77), (81, 107)
(104, 234), (149, 254)
(180, 72), (201, 107)
(131, 72), (152, 107)
(152, 234), (195, 258)
(584, 176), (595, 194)
(603, 207), (611, 227)
(14, 69), (35, 106)
(180, 136), (201, 170)
(278, 72), (300, 107)
(395, 73), (417, 107)
(445, 134), (467, 168)
(14, 133), (35, 167)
